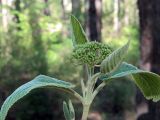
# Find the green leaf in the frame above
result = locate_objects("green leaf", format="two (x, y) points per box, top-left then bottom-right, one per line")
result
(0, 75), (75, 120)
(63, 101), (71, 120)
(133, 72), (160, 102)
(100, 62), (141, 80)
(100, 40), (130, 74)
(71, 15), (88, 46)
(68, 100), (75, 120)
(63, 100), (75, 120)
(100, 62), (160, 102)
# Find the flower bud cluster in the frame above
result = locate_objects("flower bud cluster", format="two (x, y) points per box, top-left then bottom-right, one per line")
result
(71, 42), (112, 67)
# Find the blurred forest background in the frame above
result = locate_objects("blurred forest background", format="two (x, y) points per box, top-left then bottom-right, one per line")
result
(0, 0), (160, 120)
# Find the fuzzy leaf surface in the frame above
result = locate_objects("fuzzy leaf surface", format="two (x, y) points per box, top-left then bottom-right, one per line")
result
(68, 100), (75, 120)
(100, 41), (130, 74)
(63, 101), (71, 120)
(0, 75), (75, 120)
(71, 15), (88, 46)
(100, 62), (160, 102)
(63, 100), (75, 120)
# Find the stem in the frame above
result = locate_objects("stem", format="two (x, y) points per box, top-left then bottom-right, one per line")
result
(86, 73), (100, 97)
(92, 82), (106, 100)
(80, 64), (102, 120)
(81, 73), (100, 120)
(81, 79), (86, 97)
(70, 89), (83, 103)
(94, 65), (100, 67)
(81, 104), (90, 120)
(90, 67), (94, 76)
(88, 66), (94, 78)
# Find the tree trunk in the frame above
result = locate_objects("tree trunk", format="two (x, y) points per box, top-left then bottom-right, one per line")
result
(14, 0), (21, 30)
(138, 0), (153, 72)
(86, 0), (102, 42)
(72, 0), (81, 20)
(85, 0), (102, 84)
(61, 0), (66, 19)
(44, 0), (50, 16)
(1, 0), (9, 32)
(138, 0), (160, 119)
(124, 0), (129, 26)
(113, 0), (120, 32)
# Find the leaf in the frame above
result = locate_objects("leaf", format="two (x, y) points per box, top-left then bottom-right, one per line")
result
(133, 72), (160, 102)
(63, 101), (71, 120)
(100, 40), (130, 74)
(100, 62), (160, 102)
(0, 75), (75, 120)
(100, 62), (141, 80)
(71, 15), (89, 46)
(63, 100), (75, 120)
(68, 100), (75, 120)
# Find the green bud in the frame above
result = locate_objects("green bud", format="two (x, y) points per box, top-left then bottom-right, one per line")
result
(71, 42), (112, 67)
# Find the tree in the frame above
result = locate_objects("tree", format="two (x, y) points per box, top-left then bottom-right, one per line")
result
(1, 0), (10, 32)
(86, 0), (102, 42)
(113, 0), (120, 32)
(14, 0), (21, 27)
(124, 0), (129, 26)
(72, 0), (81, 20)
(138, 0), (160, 119)
(44, 0), (50, 16)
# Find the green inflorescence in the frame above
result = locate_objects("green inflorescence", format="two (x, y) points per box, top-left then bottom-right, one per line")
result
(71, 42), (112, 67)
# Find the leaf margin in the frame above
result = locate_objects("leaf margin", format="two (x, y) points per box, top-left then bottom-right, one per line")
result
(100, 62), (160, 102)
(0, 75), (75, 120)
(100, 40), (130, 74)
(70, 15), (89, 46)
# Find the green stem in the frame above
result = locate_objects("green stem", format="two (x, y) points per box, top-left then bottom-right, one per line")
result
(80, 64), (103, 120)
(70, 89), (83, 103)
(81, 82), (106, 120)
(86, 73), (100, 97)
(81, 72), (100, 120)
(91, 67), (94, 76)
(92, 82), (106, 100)
(81, 79), (86, 97)
(81, 103), (90, 120)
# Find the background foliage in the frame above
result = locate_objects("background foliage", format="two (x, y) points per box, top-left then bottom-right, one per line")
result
(0, 0), (139, 119)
